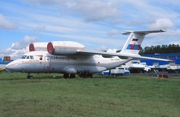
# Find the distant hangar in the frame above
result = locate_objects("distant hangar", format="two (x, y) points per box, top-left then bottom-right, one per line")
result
(141, 53), (180, 65)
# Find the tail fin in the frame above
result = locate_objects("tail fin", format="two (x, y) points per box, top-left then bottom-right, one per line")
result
(120, 29), (165, 55)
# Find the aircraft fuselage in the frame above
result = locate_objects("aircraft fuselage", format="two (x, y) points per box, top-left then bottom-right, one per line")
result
(6, 51), (130, 76)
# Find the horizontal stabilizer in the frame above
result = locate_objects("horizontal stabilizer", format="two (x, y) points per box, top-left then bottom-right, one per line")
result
(122, 29), (165, 35)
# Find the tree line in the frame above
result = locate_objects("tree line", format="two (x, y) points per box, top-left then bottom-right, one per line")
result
(139, 44), (180, 54)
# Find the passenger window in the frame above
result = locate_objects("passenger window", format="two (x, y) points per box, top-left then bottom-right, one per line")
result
(26, 56), (29, 59)
(30, 56), (34, 59)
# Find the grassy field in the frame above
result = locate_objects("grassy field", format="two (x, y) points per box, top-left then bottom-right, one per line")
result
(0, 72), (180, 117)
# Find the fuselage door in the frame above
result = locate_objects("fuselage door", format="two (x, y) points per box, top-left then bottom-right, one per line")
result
(44, 56), (51, 69)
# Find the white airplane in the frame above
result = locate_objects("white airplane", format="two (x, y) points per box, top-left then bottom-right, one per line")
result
(6, 29), (172, 79)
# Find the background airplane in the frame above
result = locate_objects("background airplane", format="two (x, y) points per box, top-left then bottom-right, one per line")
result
(6, 29), (171, 79)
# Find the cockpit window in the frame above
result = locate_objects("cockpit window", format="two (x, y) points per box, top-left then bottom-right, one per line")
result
(21, 55), (27, 59)
(21, 55), (34, 59)
(26, 56), (30, 59)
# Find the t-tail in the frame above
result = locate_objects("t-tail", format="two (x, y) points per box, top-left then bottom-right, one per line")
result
(120, 29), (165, 55)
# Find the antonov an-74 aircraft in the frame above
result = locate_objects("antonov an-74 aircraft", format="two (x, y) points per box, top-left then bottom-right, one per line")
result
(6, 29), (171, 79)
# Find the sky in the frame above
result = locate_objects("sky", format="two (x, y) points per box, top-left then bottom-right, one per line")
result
(0, 0), (180, 59)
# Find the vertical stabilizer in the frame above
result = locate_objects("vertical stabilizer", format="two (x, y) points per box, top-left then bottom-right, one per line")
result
(120, 29), (165, 55)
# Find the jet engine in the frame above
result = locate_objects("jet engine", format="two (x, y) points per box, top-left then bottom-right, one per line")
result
(29, 42), (48, 51)
(47, 41), (85, 55)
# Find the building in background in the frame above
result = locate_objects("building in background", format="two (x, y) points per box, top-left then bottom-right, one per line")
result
(141, 53), (180, 65)
(141, 53), (180, 73)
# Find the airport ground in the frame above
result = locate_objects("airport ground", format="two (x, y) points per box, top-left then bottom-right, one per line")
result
(0, 72), (180, 117)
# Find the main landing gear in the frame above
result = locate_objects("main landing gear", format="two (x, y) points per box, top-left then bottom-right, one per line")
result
(63, 73), (76, 79)
(77, 71), (92, 78)
(63, 71), (93, 79)
(27, 73), (34, 79)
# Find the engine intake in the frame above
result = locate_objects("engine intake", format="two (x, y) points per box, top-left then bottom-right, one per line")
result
(47, 41), (85, 55)
(29, 42), (48, 51)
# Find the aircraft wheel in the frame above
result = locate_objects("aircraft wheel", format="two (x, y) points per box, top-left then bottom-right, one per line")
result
(70, 74), (75, 78)
(29, 76), (34, 79)
(27, 75), (34, 79)
(63, 74), (69, 79)
(89, 74), (93, 78)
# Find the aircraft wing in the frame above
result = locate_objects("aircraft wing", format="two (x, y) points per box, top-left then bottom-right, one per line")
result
(76, 50), (173, 62)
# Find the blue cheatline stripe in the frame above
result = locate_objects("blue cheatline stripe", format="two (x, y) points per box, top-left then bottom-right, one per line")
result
(126, 44), (141, 50)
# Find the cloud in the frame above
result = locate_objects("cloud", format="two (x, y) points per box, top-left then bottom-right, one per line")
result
(148, 18), (174, 29)
(107, 29), (121, 36)
(0, 36), (39, 59)
(22, 0), (65, 5)
(141, 29), (180, 48)
(95, 45), (108, 51)
(164, 29), (180, 45)
(0, 14), (18, 30)
(11, 36), (39, 49)
(0, 47), (27, 60)
(34, 25), (46, 32)
(169, 41), (180, 45)
(10, 35), (39, 58)
(71, 1), (120, 22)
(23, 0), (120, 22)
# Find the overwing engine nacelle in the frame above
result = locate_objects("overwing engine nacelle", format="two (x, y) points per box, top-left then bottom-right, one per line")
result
(47, 41), (85, 55)
(29, 42), (48, 51)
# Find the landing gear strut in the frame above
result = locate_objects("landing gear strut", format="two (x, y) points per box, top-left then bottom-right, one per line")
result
(27, 73), (34, 79)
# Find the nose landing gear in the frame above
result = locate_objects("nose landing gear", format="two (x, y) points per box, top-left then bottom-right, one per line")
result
(27, 73), (34, 79)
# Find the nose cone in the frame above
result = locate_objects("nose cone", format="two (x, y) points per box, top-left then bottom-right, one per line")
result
(5, 60), (23, 72)
(5, 62), (16, 71)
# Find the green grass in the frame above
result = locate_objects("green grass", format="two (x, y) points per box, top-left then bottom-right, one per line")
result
(0, 72), (180, 117)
